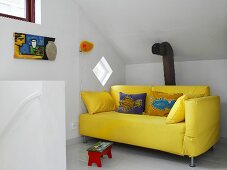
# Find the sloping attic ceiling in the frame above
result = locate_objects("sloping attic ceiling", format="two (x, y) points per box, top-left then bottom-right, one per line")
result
(77, 0), (227, 64)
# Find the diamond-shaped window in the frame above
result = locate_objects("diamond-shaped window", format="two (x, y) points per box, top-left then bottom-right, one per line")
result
(93, 57), (113, 86)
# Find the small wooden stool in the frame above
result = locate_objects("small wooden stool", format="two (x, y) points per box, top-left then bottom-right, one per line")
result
(87, 142), (113, 168)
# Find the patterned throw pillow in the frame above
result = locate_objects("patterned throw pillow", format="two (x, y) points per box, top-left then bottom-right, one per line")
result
(117, 92), (146, 114)
(146, 91), (183, 116)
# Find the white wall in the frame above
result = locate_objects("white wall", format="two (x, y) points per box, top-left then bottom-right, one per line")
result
(126, 59), (227, 138)
(0, 81), (66, 170)
(0, 0), (80, 140)
(0, 0), (126, 140)
(126, 63), (164, 86)
(78, 8), (125, 114)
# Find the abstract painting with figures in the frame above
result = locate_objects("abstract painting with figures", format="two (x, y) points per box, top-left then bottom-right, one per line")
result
(14, 32), (57, 60)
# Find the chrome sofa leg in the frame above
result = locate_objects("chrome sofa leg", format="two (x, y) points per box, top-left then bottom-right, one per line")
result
(189, 157), (196, 167)
(82, 136), (87, 143)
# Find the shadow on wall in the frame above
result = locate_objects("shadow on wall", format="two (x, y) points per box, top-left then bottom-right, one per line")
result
(220, 103), (227, 138)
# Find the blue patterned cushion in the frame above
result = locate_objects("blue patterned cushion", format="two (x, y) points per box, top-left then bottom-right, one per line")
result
(117, 92), (146, 114)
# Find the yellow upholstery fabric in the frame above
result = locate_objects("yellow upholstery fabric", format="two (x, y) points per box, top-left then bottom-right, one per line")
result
(186, 94), (205, 99)
(81, 91), (116, 114)
(80, 111), (185, 155)
(183, 96), (220, 157)
(111, 85), (151, 112)
(166, 95), (188, 124)
(146, 91), (182, 116)
(152, 86), (210, 96)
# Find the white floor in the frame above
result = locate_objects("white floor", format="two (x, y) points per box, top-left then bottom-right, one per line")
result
(66, 139), (227, 170)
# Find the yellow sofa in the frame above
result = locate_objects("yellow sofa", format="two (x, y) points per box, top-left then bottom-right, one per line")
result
(79, 85), (220, 167)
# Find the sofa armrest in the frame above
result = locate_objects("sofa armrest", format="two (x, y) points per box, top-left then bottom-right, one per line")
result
(183, 96), (220, 156)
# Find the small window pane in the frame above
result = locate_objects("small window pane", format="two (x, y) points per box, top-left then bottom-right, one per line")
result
(93, 57), (113, 86)
(0, 0), (26, 18)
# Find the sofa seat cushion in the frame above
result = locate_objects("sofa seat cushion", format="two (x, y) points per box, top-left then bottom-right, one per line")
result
(80, 111), (185, 155)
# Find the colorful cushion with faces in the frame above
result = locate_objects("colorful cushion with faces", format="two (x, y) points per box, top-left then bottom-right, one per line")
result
(166, 95), (188, 124)
(81, 91), (116, 114)
(117, 92), (146, 114)
(146, 91), (183, 116)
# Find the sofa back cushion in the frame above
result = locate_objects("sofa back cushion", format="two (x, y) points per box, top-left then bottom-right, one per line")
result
(111, 85), (152, 112)
(152, 86), (210, 96)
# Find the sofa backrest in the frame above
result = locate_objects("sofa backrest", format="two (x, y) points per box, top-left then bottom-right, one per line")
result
(152, 86), (210, 96)
(111, 85), (210, 108)
(110, 85), (152, 108)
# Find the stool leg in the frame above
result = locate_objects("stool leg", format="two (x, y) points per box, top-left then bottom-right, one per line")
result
(88, 152), (102, 167)
(88, 152), (93, 166)
(93, 152), (102, 167)
(95, 156), (102, 167)
(88, 157), (92, 166)
(88, 152), (94, 166)
(107, 149), (112, 158)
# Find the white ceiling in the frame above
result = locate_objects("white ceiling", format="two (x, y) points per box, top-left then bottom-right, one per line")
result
(77, 0), (227, 64)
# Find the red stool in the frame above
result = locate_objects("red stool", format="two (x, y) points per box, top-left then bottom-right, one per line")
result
(88, 146), (112, 167)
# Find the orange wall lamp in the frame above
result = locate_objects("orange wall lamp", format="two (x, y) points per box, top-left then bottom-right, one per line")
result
(80, 41), (94, 53)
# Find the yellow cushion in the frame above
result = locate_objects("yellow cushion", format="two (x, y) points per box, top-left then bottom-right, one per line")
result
(166, 95), (188, 124)
(110, 85), (152, 112)
(80, 111), (185, 155)
(81, 91), (116, 114)
(146, 91), (183, 116)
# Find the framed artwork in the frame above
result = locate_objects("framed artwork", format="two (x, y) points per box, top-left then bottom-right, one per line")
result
(14, 32), (57, 60)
